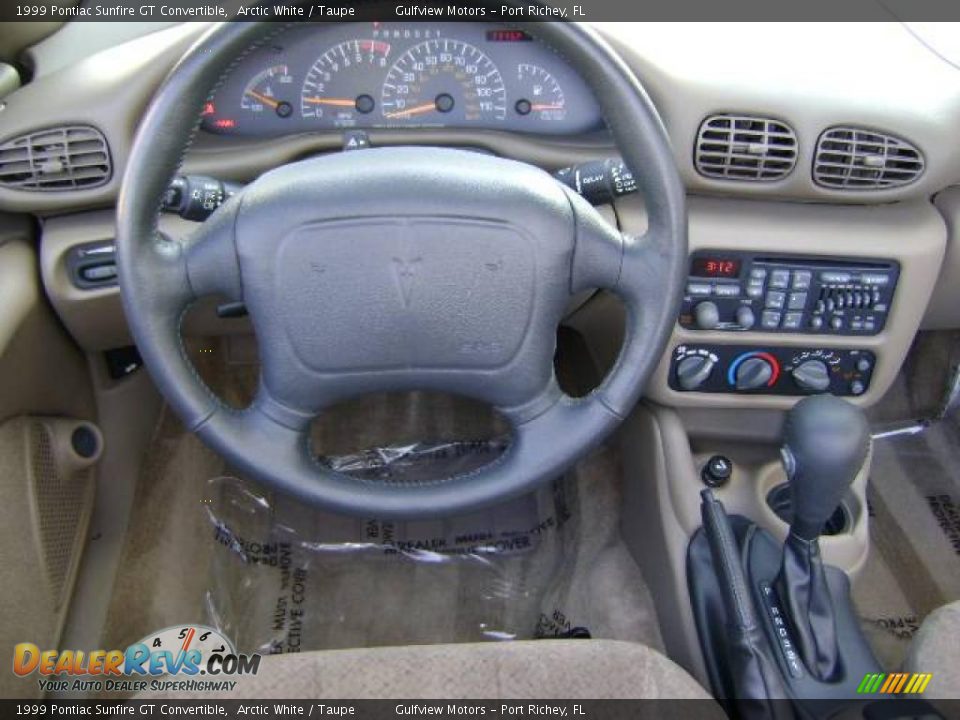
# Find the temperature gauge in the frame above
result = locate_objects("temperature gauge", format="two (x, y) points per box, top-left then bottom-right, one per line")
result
(241, 64), (294, 118)
(514, 64), (566, 122)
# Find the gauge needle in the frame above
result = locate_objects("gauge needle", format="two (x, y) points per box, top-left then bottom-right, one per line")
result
(530, 103), (565, 111)
(384, 102), (437, 119)
(302, 97), (358, 107)
(244, 89), (279, 108)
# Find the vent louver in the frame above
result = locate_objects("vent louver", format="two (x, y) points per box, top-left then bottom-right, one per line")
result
(0, 126), (111, 191)
(814, 127), (924, 190)
(695, 114), (798, 181)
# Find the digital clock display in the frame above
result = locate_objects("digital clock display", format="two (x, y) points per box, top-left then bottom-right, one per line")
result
(691, 258), (741, 278)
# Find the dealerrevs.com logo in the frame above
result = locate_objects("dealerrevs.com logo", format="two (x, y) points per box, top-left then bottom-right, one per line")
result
(13, 625), (260, 694)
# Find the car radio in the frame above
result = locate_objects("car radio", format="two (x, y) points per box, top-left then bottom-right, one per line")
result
(679, 252), (899, 335)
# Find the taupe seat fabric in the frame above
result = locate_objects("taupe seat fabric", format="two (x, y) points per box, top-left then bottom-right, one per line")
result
(145, 640), (717, 700)
(905, 601), (960, 699)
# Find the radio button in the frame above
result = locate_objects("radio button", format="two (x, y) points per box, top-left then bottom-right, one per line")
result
(788, 292), (808, 310)
(687, 282), (712, 296)
(860, 273), (889, 285)
(821, 271), (852, 283)
(714, 284), (741, 298)
(769, 270), (791, 289)
(792, 271), (812, 290)
(765, 291), (786, 309)
(761, 310), (782, 329)
(750, 267), (768, 280)
(782, 312), (803, 330)
(746, 281), (765, 298)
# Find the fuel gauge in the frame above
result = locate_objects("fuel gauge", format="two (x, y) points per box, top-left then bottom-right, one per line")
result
(241, 64), (294, 119)
(514, 64), (567, 122)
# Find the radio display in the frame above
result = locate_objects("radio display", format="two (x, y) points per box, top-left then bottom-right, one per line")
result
(691, 257), (741, 278)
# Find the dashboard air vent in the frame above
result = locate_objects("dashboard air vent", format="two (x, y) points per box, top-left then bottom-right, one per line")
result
(695, 114), (798, 181)
(0, 126), (111, 191)
(814, 127), (924, 190)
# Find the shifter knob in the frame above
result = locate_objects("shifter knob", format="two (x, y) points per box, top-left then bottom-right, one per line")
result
(781, 394), (870, 540)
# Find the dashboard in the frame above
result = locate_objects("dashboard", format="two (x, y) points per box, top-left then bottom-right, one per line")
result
(200, 23), (603, 137)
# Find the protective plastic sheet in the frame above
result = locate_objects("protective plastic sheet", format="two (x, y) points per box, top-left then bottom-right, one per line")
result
(202, 440), (592, 656)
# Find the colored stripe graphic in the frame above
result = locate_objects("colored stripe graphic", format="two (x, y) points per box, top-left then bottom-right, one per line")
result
(857, 672), (932, 694)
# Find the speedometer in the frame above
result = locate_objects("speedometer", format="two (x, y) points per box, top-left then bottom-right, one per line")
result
(300, 39), (392, 128)
(380, 39), (506, 126)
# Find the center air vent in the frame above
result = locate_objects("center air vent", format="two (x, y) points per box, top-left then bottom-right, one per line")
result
(813, 127), (924, 190)
(695, 114), (798, 182)
(0, 126), (111, 191)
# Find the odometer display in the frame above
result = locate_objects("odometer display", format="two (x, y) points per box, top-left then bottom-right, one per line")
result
(381, 39), (507, 125)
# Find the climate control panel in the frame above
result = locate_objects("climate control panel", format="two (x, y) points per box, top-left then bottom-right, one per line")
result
(679, 252), (899, 336)
(669, 345), (875, 396)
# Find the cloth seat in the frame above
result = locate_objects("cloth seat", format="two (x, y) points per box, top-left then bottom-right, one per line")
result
(144, 639), (718, 700)
(904, 600), (960, 699)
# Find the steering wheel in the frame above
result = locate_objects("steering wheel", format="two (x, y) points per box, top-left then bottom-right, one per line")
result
(116, 21), (686, 519)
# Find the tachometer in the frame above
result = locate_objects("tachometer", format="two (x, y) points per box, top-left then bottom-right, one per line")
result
(514, 64), (567, 122)
(241, 65), (294, 119)
(300, 39), (392, 127)
(380, 39), (506, 125)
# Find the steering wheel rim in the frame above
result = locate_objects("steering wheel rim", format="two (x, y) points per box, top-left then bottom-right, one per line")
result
(116, 20), (687, 520)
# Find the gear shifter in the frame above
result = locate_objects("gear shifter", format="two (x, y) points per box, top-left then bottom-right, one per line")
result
(777, 394), (870, 682)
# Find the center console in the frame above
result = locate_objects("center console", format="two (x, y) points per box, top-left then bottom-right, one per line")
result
(660, 250), (903, 403)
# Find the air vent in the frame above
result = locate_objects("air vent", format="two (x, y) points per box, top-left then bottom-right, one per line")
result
(814, 127), (924, 190)
(695, 114), (798, 181)
(0, 126), (111, 191)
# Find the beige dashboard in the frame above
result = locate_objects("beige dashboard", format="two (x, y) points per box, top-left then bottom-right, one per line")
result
(2, 21), (959, 412)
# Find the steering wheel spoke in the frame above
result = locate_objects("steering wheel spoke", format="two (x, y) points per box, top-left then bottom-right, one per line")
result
(182, 195), (243, 301)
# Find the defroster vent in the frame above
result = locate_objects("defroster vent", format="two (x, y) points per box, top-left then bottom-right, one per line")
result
(0, 126), (111, 191)
(813, 127), (924, 189)
(695, 114), (798, 181)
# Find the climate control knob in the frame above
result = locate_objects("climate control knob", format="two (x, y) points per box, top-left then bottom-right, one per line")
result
(735, 356), (775, 390)
(676, 355), (716, 390)
(791, 359), (831, 393)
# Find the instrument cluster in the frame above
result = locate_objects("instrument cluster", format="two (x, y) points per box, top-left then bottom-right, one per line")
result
(200, 23), (603, 137)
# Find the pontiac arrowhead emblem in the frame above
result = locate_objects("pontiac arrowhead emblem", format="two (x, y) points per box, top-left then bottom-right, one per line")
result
(391, 255), (422, 307)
